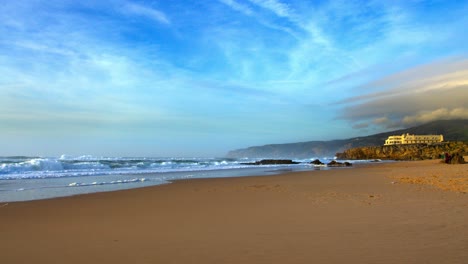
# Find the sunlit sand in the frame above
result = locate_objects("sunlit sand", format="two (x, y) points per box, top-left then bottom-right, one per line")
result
(1, 160), (467, 264)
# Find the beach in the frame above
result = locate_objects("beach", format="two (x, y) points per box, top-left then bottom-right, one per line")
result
(1, 159), (467, 264)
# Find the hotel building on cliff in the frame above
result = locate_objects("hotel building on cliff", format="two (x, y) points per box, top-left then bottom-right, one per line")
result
(384, 133), (444, 145)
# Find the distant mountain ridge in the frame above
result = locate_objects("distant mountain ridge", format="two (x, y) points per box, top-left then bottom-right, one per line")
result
(226, 120), (468, 158)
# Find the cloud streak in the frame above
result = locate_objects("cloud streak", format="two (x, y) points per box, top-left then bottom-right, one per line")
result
(248, 0), (292, 17)
(219, 0), (254, 16)
(123, 2), (170, 25)
(338, 57), (468, 129)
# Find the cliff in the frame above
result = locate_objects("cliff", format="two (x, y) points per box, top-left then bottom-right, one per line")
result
(335, 141), (468, 161)
(226, 120), (468, 158)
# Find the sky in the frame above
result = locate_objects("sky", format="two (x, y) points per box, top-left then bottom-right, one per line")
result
(0, 0), (467, 157)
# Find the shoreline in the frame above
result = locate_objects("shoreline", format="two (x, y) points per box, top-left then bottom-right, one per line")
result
(1, 160), (467, 263)
(0, 160), (372, 203)
(2, 163), (370, 204)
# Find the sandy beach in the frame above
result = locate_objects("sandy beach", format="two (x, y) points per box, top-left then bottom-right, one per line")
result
(1, 160), (467, 264)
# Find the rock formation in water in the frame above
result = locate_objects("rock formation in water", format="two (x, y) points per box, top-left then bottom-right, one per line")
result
(326, 160), (353, 167)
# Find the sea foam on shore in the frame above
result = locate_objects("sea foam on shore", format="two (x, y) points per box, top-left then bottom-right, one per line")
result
(0, 156), (340, 202)
(0, 155), (382, 202)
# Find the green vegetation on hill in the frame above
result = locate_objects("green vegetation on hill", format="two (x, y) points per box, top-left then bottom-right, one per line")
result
(226, 120), (468, 158)
(336, 141), (468, 161)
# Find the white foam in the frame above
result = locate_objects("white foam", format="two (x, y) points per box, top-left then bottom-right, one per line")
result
(1, 156), (325, 180)
(67, 178), (148, 187)
(1, 158), (64, 173)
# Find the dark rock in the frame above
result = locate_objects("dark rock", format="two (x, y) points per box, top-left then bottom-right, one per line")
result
(241, 159), (300, 165)
(449, 153), (466, 164)
(310, 159), (324, 165)
(327, 160), (352, 167)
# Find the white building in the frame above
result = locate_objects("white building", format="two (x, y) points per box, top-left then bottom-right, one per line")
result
(384, 133), (444, 145)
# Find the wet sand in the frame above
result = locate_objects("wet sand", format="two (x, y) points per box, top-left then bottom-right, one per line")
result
(1, 160), (467, 264)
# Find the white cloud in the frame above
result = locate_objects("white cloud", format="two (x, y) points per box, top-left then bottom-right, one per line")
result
(219, 0), (253, 16)
(123, 2), (170, 25)
(218, 0), (302, 40)
(342, 57), (468, 104)
(338, 57), (468, 129)
(402, 108), (468, 125)
(248, 0), (292, 18)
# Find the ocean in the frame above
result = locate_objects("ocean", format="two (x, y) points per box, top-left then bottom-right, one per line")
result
(0, 155), (365, 202)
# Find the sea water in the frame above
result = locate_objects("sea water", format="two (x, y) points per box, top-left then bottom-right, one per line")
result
(0, 155), (362, 202)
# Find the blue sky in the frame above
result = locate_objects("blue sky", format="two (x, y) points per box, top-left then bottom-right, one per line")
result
(1, 0), (467, 157)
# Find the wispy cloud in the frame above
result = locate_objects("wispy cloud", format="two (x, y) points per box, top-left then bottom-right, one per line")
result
(123, 2), (170, 25)
(219, 0), (253, 16)
(248, 0), (292, 18)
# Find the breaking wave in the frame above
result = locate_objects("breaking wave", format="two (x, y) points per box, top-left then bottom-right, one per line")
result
(0, 156), (291, 180)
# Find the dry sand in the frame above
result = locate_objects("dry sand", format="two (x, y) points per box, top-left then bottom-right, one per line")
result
(1, 160), (467, 264)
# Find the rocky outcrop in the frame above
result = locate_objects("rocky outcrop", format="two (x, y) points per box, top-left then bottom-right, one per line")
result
(336, 141), (468, 161)
(310, 159), (325, 165)
(241, 159), (300, 165)
(446, 153), (466, 164)
(327, 160), (352, 167)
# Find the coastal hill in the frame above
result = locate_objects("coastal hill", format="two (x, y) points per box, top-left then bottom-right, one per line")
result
(226, 120), (468, 158)
(336, 141), (468, 161)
